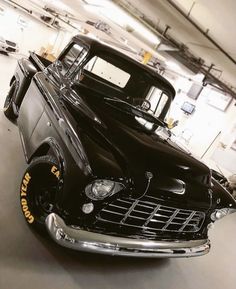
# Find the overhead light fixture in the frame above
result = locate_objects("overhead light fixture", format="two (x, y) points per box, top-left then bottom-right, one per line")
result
(83, 4), (99, 13)
(166, 60), (181, 70)
(193, 73), (205, 82)
(42, 0), (73, 13)
(87, 32), (98, 40)
(83, 0), (108, 6)
(83, 0), (160, 45)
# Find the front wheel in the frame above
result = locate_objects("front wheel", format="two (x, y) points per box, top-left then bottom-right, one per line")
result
(20, 155), (61, 231)
(3, 80), (18, 120)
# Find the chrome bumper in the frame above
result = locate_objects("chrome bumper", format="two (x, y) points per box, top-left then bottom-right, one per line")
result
(45, 213), (210, 258)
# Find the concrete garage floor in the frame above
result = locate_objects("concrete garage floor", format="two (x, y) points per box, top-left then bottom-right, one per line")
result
(1, 53), (236, 289)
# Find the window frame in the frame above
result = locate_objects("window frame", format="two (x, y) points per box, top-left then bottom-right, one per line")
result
(58, 42), (88, 78)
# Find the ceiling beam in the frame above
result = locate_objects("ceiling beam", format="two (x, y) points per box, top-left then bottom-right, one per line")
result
(166, 0), (236, 66)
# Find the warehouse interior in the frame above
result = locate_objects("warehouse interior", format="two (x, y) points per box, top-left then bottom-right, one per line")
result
(0, 0), (236, 288)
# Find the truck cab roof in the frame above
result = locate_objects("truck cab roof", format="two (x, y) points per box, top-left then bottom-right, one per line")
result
(70, 35), (176, 99)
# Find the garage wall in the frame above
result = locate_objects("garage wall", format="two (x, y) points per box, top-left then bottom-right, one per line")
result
(0, 1), (58, 55)
(167, 72), (236, 173)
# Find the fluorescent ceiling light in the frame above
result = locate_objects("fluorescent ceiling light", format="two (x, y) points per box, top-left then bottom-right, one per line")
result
(73, 23), (84, 32)
(83, 1), (160, 45)
(193, 73), (205, 81)
(87, 32), (98, 39)
(166, 60), (181, 70)
(83, 4), (99, 13)
(84, 0), (108, 6)
(42, 0), (73, 13)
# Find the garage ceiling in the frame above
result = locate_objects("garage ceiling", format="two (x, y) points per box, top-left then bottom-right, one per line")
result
(118, 0), (236, 92)
(3, 0), (236, 97)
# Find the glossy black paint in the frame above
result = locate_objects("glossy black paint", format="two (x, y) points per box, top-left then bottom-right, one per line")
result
(11, 35), (236, 241)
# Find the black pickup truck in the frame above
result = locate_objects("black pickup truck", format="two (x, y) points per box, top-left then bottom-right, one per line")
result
(3, 35), (236, 257)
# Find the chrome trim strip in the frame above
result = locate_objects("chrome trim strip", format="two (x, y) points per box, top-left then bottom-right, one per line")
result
(45, 213), (210, 258)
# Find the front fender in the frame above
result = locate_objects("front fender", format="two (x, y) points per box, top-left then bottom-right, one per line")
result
(30, 137), (67, 179)
(29, 137), (93, 214)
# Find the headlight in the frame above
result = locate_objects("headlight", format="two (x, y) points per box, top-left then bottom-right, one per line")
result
(85, 179), (125, 200)
(211, 208), (236, 221)
(0, 36), (5, 43)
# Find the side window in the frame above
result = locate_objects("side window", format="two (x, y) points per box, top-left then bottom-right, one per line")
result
(60, 44), (86, 75)
(147, 86), (169, 117)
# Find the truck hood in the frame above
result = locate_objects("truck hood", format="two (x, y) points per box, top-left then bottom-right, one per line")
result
(76, 98), (212, 210)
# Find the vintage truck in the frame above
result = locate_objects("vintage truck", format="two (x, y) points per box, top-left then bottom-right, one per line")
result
(3, 35), (236, 257)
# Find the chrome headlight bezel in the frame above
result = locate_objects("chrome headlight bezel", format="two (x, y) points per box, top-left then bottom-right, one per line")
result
(211, 208), (236, 221)
(85, 179), (125, 200)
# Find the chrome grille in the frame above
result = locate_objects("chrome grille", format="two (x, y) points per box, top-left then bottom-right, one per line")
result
(96, 196), (205, 234)
(6, 40), (16, 47)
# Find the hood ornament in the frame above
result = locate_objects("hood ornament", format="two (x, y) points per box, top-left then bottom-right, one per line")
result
(145, 171), (153, 180)
(138, 171), (154, 199)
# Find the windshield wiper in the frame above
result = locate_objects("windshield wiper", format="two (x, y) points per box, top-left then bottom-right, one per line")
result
(103, 97), (127, 104)
(103, 97), (166, 129)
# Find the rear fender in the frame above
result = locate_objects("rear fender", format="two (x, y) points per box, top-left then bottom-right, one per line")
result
(14, 58), (37, 108)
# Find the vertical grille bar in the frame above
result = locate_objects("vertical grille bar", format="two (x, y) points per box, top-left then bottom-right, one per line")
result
(161, 209), (180, 231)
(120, 199), (139, 224)
(179, 211), (196, 232)
(144, 205), (161, 227)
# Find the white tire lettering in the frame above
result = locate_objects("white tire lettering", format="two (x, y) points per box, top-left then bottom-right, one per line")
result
(51, 165), (60, 179)
(24, 173), (31, 182)
(20, 172), (34, 223)
(21, 190), (27, 197)
(28, 215), (34, 223)
(21, 198), (27, 205)
(22, 205), (28, 212)
(24, 211), (31, 218)
(21, 185), (27, 192)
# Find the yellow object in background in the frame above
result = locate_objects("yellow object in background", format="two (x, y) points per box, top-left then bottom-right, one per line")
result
(167, 117), (174, 129)
(142, 51), (152, 65)
(167, 118), (179, 129)
(39, 45), (57, 62)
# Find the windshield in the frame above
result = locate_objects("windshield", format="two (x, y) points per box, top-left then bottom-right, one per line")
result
(58, 46), (173, 133)
(72, 52), (172, 120)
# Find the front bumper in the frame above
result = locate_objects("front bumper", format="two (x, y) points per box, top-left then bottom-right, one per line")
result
(45, 213), (210, 258)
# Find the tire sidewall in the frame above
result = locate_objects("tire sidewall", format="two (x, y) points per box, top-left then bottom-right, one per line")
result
(20, 156), (60, 230)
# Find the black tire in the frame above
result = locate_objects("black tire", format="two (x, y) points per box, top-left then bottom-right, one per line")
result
(20, 155), (61, 231)
(3, 80), (18, 120)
